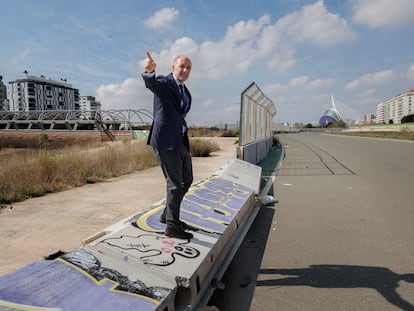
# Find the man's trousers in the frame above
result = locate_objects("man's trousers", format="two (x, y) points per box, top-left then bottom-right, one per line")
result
(153, 143), (193, 229)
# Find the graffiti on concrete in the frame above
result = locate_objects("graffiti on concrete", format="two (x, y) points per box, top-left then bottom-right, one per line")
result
(100, 234), (200, 266)
(0, 259), (160, 310)
(61, 248), (171, 300)
(0, 162), (261, 311)
(136, 177), (253, 234)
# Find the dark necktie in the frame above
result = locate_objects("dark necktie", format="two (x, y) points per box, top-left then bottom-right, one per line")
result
(179, 84), (189, 114)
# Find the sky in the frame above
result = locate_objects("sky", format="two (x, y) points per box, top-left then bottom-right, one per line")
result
(1, 0), (414, 126)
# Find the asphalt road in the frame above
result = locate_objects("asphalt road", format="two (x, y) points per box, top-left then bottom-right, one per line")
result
(210, 133), (414, 311)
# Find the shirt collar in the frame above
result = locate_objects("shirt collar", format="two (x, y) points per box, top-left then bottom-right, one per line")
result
(172, 74), (183, 87)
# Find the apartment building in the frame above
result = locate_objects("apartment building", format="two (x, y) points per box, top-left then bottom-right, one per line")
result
(8, 72), (79, 112)
(79, 95), (101, 119)
(376, 88), (413, 124)
(0, 75), (7, 110)
(358, 114), (375, 125)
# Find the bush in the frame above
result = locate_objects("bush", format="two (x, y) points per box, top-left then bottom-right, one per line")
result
(0, 141), (158, 204)
(190, 138), (220, 157)
(327, 120), (347, 128)
(0, 137), (224, 204)
(221, 129), (238, 137)
(38, 133), (51, 148)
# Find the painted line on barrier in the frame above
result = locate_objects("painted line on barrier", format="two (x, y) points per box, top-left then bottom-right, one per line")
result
(136, 177), (253, 234)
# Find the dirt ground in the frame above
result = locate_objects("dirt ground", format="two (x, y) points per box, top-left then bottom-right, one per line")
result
(0, 137), (237, 275)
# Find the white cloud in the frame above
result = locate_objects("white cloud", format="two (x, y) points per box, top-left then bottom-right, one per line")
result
(97, 4), (358, 122)
(352, 0), (414, 28)
(145, 3), (358, 79)
(257, 1), (357, 70)
(307, 78), (336, 89)
(144, 7), (179, 29)
(274, 1), (357, 46)
(224, 15), (271, 42)
(407, 63), (414, 80)
(96, 78), (150, 110)
(76, 64), (113, 78)
(267, 49), (297, 72)
(344, 70), (397, 90)
(265, 76), (336, 94)
(69, 16), (113, 42)
(289, 76), (309, 88)
(263, 83), (286, 94)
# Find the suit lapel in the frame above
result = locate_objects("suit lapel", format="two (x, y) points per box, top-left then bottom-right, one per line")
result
(167, 74), (182, 112)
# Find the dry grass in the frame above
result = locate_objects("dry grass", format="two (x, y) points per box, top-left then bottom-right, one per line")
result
(189, 127), (238, 138)
(190, 138), (220, 157)
(0, 137), (222, 204)
(0, 140), (158, 204)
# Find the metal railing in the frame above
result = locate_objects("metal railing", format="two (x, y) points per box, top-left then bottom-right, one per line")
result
(0, 109), (153, 131)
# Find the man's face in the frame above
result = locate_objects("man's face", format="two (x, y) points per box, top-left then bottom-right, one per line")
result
(173, 56), (192, 83)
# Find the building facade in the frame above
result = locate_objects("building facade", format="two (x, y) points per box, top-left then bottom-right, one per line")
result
(79, 96), (101, 119)
(319, 107), (342, 127)
(376, 88), (413, 124)
(358, 114), (375, 125)
(0, 75), (7, 110)
(8, 72), (79, 112)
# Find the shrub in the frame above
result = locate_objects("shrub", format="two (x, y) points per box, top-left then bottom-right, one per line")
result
(38, 133), (51, 148)
(0, 137), (222, 204)
(190, 138), (220, 157)
(221, 129), (238, 137)
(0, 140), (158, 204)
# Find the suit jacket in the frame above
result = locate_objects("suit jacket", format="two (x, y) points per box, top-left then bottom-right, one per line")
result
(142, 72), (192, 150)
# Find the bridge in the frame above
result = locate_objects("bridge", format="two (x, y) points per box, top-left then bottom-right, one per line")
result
(0, 109), (152, 131)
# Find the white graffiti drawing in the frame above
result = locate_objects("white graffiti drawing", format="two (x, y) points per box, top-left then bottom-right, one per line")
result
(100, 234), (200, 266)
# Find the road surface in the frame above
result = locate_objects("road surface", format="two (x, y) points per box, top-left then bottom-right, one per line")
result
(211, 133), (414, 311)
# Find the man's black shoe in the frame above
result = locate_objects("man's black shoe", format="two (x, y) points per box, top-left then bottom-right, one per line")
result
(165, 227), (193, 239)
(160, 214), (190, 230)
(159, 214), (166, 223)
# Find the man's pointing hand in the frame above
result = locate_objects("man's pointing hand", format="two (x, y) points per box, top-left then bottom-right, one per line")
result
(144, 51), (156, 73)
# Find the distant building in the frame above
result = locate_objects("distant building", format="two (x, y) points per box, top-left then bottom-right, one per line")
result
(8, 72), (79, 112)
(79, 95), (101, 119)
(0, 75), (7, 110)
(319, 108), (342, 127)
(376, 88), (413, 124)
(319, 95), (342, 127)
(359, 114), (375, 125)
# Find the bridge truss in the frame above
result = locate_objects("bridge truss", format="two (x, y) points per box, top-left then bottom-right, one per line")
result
(0, 109), (153, 131)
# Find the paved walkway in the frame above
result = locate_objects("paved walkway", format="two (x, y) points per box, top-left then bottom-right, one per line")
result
(0, 137), (237, 275)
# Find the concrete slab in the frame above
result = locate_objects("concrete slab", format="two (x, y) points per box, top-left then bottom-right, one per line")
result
(0, 154), (262, 311)
(217, 159), (262, 194)
(0, 260), (160, 311)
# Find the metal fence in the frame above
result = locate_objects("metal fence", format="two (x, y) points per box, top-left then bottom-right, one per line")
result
(239, 82), (276, 146)
(238, 82), (276, 164)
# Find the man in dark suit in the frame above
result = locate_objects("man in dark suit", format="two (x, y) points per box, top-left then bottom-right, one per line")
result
(142, 51), (193, 239)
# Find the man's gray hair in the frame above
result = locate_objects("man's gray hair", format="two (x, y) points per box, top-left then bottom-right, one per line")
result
(173, 55), (191, 65)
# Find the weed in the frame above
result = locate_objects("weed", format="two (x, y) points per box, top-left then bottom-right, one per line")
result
(190, 138), (220, 157)
(0, 138), (218, 204)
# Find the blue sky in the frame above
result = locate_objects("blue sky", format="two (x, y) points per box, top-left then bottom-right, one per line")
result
(1, 0), (413, 125)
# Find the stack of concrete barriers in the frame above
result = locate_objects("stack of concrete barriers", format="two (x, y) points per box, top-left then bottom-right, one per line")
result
(0, 159), (263, 311)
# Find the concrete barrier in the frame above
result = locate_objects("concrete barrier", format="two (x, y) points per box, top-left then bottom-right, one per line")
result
(0, 159), (262, 311)
(237, 136), (273, 165)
